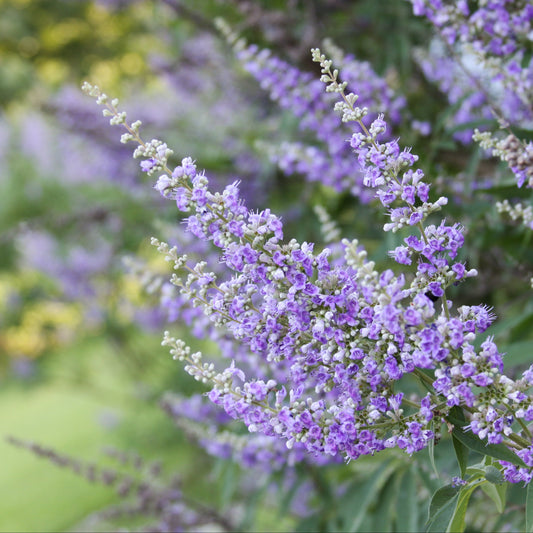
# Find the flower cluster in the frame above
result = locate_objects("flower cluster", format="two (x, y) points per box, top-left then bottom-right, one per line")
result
(343, 101), (475, 297)
(411, 1), (533, 142)
(84, 40), (533, 483)
(496, 199), (533, 231)
(161, 392), (335, 472)
(410, 0), (533, 58)
(413, 41), (495, 143)
(314, 47), (533, 476)
(474, 129), (533, 188)
(217, 19), (405, 200)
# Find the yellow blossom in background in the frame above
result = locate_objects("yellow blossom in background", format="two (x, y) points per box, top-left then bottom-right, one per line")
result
(1, 326), (46, 359)
(0, 0), (164, 105)
(0, 300), (81, 359)
(0, 271), (82, 360)
(121, 275), (145, 307)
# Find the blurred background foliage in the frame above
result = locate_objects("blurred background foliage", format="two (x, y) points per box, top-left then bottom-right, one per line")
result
(1, 0), (533, 532)
(0, 0), (159, 103)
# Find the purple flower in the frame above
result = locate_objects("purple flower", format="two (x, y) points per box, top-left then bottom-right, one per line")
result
(141, 158), (157, 172)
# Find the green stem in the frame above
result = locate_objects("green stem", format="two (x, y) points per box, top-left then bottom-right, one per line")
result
(413, 368), (435, 387)
(511, 409), (533, 442)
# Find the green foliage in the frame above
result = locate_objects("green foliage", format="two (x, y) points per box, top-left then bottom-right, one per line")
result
(0, 0), (163, 105)
(527, 483), (533, 533)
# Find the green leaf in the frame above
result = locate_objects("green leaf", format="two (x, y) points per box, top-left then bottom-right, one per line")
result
(294, 513), (322, 533)
(527, 483), (533, 533)
(218, 460), (239, 509)
(339, 460), (397, 532)
(478, 178), (525, 191)
(427, 484), (460, 532)
(239, 481), (268, 531)
(486, 312), (533, 342)
(417, 461), (440, 494)
(433, 139), (459, 151)
(428, 421), (439, 479)
(485, 465), (505, 485)
(477, 180), (533, 200)
(510, 126), (533, 143)
(452, 434), (469, 478)
(447, 483), (479, 533)
(449, 407), (469, 478)
(449, 406), (467, 423)
(373, 471), (401, 533)
(396, 467), (418, 533)
(465, 465), (485, 477)
(451, 426), (525, 467)
(480, 482), (506, 514)
(508, 311), (533, 341)
(446, 416), (526, 468)
(522, 47), (533, 69)
(432, 92), (470, 134)
(428, 485), (460, 516)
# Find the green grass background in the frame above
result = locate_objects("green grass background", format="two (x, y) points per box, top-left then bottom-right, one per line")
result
(0, 334), (197, 532)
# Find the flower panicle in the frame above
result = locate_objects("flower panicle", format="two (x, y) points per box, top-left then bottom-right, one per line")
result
(84, 53), (533, 482)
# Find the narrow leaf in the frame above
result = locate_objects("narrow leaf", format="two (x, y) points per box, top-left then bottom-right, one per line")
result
(428, 421), (439, 479)
(277, 472), (305, 518)
(427, 485), (460, 532)
(340, 460), (396, 532)
(294, 513), (322, 533)
(526, 483), (533, 533)
(396, 467), (418, 533)
(219, 461), (239, 509)
(465, 466), (485, 477)
(449, 406), (467, 424)
(480, 482), (506, 514)
(239, 481), (268, 531)
(452, 433), (469, 478)
(446, 483), (479, 533)
(447, 118), (495, 134)
(428, 485), (460, 520)
(348, 467), (396, 532)
(522, 47), (533, 69)
(417, 463), (440, 494)
(373, 471), (400, 533)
